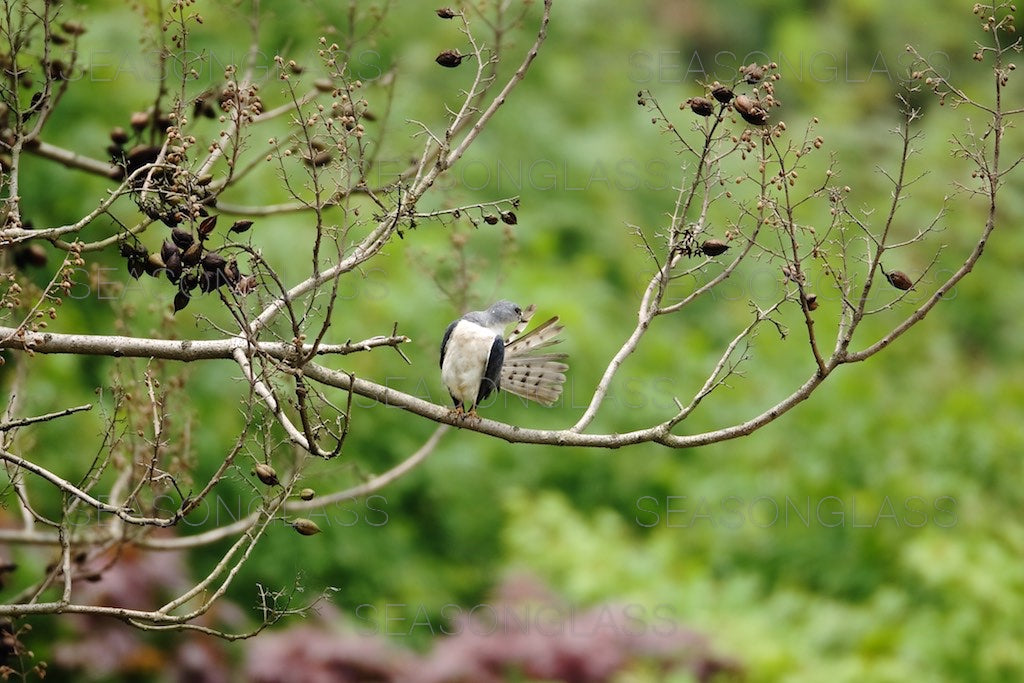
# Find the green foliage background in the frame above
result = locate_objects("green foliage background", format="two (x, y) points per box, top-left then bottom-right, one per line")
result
(3, 0), (1023, 680)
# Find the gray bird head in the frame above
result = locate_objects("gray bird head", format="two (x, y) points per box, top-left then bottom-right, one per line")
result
(464, 300), (524, 333)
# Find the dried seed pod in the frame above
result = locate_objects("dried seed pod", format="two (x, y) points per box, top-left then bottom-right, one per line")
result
(686, 96), (715, 116)
(299, 488), (315, 501)
(229, 219), (254, 234)
(164, 252), (182, 283)
(144, 253), (164, 277)
(701, 239), (730, 256)
(291, 518), (322, 536)
(742, 62), (765, 83)
(802, 293), (819, 311)
(198, 214), (218, 239)
(160, 238), (179, 264)
(172, 290), (190, 313)
(235, 274), (259, 295)
(483, 214), (499, 225)
(181, 242), (202, 267)
(435, 50), (465, 68)
(61, 20), (86, 36)
(170, 227), (194, 250)
(129, 111), (149, 131)
(886, 270), (914, 291)
(201, 251), (227, 272)
(739, 107), (769, 126)
(109, 126), (129, 145)
(180, 271), (199, 293)
(500, 211), (517, 225)
(253, 463), (279, 486)
(303, 150), (332, 168)
(710, 83), (734, 103)
(127, 256), (145, 279)
(437, 7), (456, 18)
(733, 94), (755, 115)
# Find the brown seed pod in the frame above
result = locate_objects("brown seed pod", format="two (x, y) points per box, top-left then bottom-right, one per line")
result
(160, 239), (179, 264)
(61, 20), (86, 36)
(253, 463), (279, 486)
(886, 270), (914, 291)
(733, 94), (754, 114)
(229, 220), (254, 234)
(172, 290), (190, 313)
(686, 97), (715, 116)
(802, 293), (819, 311)
(299, 488), (315, 501)
(129, 111), (149, 131)
(170, 227), (194, 250)
(303, 150), (332, 168)
(181, 242), (202, 267)
(500, 211), (517, 225)
(436, 7), (456, 18)
(701, 239), (730, 257)
(742, 62), (765, 83)
(739, 107), (769, 126)
(164, 252), (182, 283)
(483, 214), (499, 225)
(109, 126), (129, 145)
(710, 83), (734, 103)
(198, 214), (218, 239)
(291, 518), (322, 536)
(435, 50), (465, 68)
(201, 251), (227, 272)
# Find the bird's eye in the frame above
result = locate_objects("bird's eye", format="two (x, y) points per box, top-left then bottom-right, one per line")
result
(514, 307), (522, 315)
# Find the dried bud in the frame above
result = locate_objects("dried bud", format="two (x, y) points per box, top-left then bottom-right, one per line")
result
(254, 463), (279, 486)
(299, 488), (315, 501)
(483, 214), (499, 225)
(435, 50), (465, 68)
(886, 270), (914, 291)
(500, 211), (517, 225)
(686, 96), (715, 116)
(229, 219), (254, 234)
(291, 518), (322, 536)
(701, 239), (730, 257)
(436, 7), (456, 18)
(170, 227), (194, 250)
(710, 83), (734, 103)
(802, 293), (819, 311)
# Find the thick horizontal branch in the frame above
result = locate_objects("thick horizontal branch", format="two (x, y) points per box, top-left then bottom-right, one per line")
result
(0, 327), (408, 361)
(0, 326), (833, 450)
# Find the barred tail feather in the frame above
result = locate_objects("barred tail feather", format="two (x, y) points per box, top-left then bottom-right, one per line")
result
(501, 311), (568, 406)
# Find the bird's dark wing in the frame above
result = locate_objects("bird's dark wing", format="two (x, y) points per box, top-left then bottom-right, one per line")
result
(439, 319), (458, 369)
(477, 334), (505, 404)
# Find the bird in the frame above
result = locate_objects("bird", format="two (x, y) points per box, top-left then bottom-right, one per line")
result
(439, 300), (568, 417)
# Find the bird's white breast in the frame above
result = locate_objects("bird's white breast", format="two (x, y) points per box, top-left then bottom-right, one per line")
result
(441, 320), (499, 407)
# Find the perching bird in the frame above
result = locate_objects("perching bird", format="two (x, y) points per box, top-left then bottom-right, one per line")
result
(440, 300), (568, 417)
